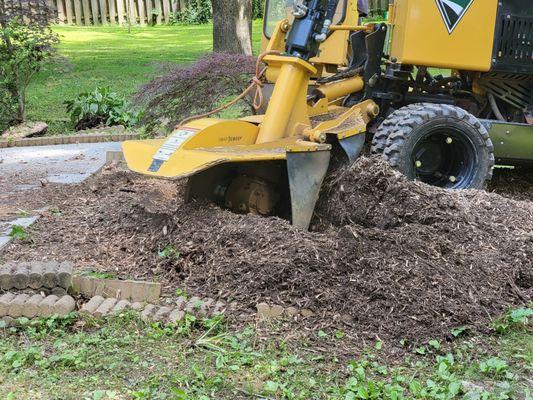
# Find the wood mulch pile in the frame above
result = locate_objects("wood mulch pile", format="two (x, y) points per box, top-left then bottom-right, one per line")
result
(2, 158), (531, 345)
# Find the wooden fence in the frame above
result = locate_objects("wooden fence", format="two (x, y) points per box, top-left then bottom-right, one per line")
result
(50, 0), (183, 25)
(48, 0), (390, 26)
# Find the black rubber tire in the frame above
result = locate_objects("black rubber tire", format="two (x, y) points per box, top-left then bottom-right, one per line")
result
(370, 107), (416, 154)
(379, 103), (495, 189)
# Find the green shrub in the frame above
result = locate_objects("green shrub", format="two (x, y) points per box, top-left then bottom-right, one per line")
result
(0, 17), (58, 129)
(252, 0), (265, 19)
(133, 53), (256, 135)
(170, 0), (263, 25)
(64, 87), (140, 131)
(171, 0), (211, 24)
(0, 86), (16, 132)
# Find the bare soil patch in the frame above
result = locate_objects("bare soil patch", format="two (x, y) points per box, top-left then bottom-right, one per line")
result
(1, 158), (531, 347)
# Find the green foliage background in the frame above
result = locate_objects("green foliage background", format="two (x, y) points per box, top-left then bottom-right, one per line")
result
(171, 0), (265, 24)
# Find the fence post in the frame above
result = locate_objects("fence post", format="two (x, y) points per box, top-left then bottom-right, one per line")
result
(108, 0), (117, 23)
(145, 0), (152, 25)
(82, 0), (91, 24)
(56, 0), (65, 22)
(73, 0), (83, 24)
(138, 0), (146, 25)
(161, 0), (170, 23)
(90, 0), (99, 23)
(154, 0), (161, 24)
(65, 0), (74, 23)
(99, 0), (108, 23)
(116, 0), (124, 24)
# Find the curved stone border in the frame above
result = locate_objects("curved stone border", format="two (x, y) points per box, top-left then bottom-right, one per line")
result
(0, 132), (141, 149)
(256, 303), (315, 319)
(0, 293), (76, 326)
(80, 295), (226, 324)
(0, 261), (72, 295)
(71, 275), (161, 304)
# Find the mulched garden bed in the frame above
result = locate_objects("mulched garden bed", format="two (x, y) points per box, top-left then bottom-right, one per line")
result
(1, 157), (531, 347)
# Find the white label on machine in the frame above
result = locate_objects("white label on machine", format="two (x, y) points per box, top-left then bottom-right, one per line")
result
(153, 128), (197, 161)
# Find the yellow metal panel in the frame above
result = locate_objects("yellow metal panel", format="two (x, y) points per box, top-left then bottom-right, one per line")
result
(123, 140), (287, 179)
(122, 119), (330, 179)
(390, 0), (498, 71)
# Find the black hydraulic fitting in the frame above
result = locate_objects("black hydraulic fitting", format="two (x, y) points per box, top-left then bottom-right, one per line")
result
(285, 0), (339, 60)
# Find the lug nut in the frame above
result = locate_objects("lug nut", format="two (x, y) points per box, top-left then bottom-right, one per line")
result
(449, 176), (457, 183)
(415, 160), (422, 168)
(446, 137), (453, 144)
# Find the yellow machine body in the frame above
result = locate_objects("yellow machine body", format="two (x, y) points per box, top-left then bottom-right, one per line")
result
(123, 118), (330, 180)
(389, 0), (499, 71)
(123, 17), (376, 228)
(123, 0), (529, 228)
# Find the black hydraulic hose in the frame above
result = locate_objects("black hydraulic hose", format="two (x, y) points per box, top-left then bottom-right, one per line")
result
(325, 0), (340, 21)
(315, 0), (340, 42)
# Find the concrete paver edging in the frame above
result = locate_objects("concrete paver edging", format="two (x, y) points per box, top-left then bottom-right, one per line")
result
(0, 133), (141, 149)
(0, 261), (73, 295)
(256, 303), (315, 319)
(0, 293), (76, 326)
(71, 276), (162, 304)
(80, 295), (226, 325)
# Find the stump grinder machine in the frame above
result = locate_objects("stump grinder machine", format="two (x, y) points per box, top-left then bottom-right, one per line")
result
(123, 0), (532, 229)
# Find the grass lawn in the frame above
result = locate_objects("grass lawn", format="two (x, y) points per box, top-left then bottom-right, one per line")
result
(27, 23), (264, 135)
(0, 311), (531, 399)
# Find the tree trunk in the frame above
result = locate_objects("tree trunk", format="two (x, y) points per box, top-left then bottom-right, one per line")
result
(212, 0), (253, 55)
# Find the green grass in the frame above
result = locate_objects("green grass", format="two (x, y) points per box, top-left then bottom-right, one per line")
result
(27, 23), (264, 135)
(0, 310), (531, 399)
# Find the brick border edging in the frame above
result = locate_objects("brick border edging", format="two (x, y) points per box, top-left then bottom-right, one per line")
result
(0, 132), (141, 149)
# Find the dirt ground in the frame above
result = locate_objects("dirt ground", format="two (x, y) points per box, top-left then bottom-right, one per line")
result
(1, 158), (531, 348)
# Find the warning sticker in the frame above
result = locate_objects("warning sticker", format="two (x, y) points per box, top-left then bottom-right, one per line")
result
(148, 128), (197, 172)
(153, 128), (197, 161)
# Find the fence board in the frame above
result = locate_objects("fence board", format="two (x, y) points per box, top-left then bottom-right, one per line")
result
(56, 0), (65, 22)
(55, 0), (218, 26)
(161, 0), (170, 23)
(138, 0), (146, 26)
(154, 0), (161, 25)
(127, 0), (136, 24)
(82, 0), (92, 25)
(99, 0), (108, 23)
(116, 0), (124, 24)
(90, 0), (99, 23)
(144, 0), (152, 25)
(65, 0), (74, 24)
(73, 0), (83, 24)
(108, 0), (116, 23)
(133, 0), (139, 20)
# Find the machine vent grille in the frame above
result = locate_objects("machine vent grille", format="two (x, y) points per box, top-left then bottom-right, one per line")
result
(493, 14), (532, 73)
(480, 73), (533, 111)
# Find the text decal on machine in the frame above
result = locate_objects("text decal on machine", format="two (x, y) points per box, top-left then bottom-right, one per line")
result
(148, 128), (198, 173)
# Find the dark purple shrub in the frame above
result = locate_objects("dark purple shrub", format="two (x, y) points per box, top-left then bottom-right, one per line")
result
(133, 52), (256, 134)
(0, 0), (56, 26)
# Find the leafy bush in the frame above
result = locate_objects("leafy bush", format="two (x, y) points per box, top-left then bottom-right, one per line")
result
(170, 0), (211, 24)
(169, 0), (263, 25)
(0, 0), (56, 26)
(493, 307), (533, 334)
(252, 0), (265, 19)
(0, 17), (58, 130)
(133, 53), (256, 135)
(64, 87), (140, 131)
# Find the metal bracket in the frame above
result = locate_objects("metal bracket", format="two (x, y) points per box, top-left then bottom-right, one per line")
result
(286, 151), (331, 230)
(339, 133), (366, 163)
